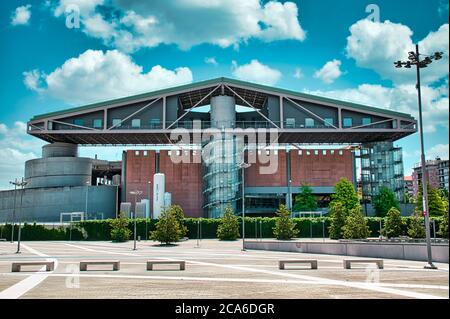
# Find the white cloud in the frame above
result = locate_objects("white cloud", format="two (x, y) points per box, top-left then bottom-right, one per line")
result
(23, 49), (193, 105)
(52, 0), (305, 52)
(205, 57), (218, 66)
(0, 122), (45, 190)
(11, 4), (32, 26)
(231, 59), (282, 86)
(427, 144), (449, 160)
(306, 81), (449, 133)
(346, 20), (449, 85)
(314, 59), (343, 84)
(293, 67), (303, 79)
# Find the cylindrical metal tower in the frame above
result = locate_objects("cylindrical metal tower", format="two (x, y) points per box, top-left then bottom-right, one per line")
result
(203, 95), (242, 218)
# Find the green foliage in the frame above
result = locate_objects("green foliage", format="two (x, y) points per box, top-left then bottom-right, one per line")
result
(373, 186), (400, 217)
(407, 213), (426, 238)
(168, 204), (188, 237)
(415, 184), (446, 216)
(293, 184), (318, 212)
(328, 201), (348, 239)
(150, 208), (182, 244)
(216, 206), (240, 240)
(110, 212), (131, 242)
(342, 206), (370, 239)
(273, 204), (299, 240)
(382, 207), (405, 238)
(438, 211), (448, 239)
(330, 178), (359, 212)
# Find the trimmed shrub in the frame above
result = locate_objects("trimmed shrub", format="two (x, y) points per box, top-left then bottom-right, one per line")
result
(273, 204), (299, 240)
(342, 206), (370, 239)
(216, 206), (240, 240)
(169, 204), (188, 237)
(382, 207), (405, 238)
(407, 213), (426, 238)
(150, 208), (182, 244)
(110, 212), (131, 242)
(328, 202), (347, 239)
(331, 178), (359, 212)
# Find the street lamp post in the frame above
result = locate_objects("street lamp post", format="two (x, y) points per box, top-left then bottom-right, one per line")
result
(85, 181), (90, 219)
(238, 162), (251, 251)
(9, 179), (18, 243)
(394, 45), (443, 269)
(10, 178), (28, 254)
(129, 190), (142, 250)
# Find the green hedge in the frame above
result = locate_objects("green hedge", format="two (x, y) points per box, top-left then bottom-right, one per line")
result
(0, 216), (443, 241)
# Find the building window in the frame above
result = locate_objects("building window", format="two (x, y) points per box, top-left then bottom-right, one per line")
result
(343, 118), (352, 127)
(306, 150), (310, 155)
(298, 150), (302, 155)
(305, 118), (314, 127)
(314, 150), (319, 155)
(322, 150), (327, 155)
(73, 119), (85, 127)
(112, 119), (122, 127)
(324, 118), (334, 127)
(143, 151), (148, 156)
(93, 119), (103, 129)
(330, 150), (335, 155)
(135, 151), (140, 156)
(286, 118), (295, 128)
(150, 118), (161, 128)
(339, 150), (343, 155)
(132, 119), (141, 128)
(362, 118), (372, 126)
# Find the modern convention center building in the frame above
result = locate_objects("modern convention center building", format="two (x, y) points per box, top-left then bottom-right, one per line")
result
(0, 78), (416, 221)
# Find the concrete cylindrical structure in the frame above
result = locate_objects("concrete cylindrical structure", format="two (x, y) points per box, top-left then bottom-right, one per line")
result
(25, 157), (92, 189)
(153, 173), (165, 219)
(42, 142), (78, 158)
(210, 95), (236, 129)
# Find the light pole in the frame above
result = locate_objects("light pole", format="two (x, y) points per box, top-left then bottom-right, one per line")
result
(146, 181), (151, 240)
(129, 190), (142, 250)
(238, 162), (251, 251)
(85, 180), (90, 219)
(394, 45), (443, 269)
(9, 179), (18, 243)
(11, 178), (28, 254)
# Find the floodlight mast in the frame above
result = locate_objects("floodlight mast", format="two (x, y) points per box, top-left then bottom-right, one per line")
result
(394, 44), (444, 270)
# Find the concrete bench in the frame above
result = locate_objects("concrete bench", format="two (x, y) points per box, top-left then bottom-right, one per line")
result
(147, 260), (185, 271)
(279, 260), (318, 270)
(343, 259), (383, 269)
(80, 260), (120, 271)
(12, 261), (54, 272)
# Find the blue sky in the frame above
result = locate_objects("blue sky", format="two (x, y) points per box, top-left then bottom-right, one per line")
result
(0, 0), (448, 190)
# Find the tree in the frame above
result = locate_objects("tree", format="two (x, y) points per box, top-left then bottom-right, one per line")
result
(382, 207), (405, 238)
(438, 211), (449, 239)
(373, 186), (400, 217)
(168, 204), (188, 238)
(110, 212), (131, 242)
(150, 208), (182, 245)
(293, 184), (317, 212)
(330, 178), (359, 212)
(342, 205), (370, 239)
(273, 204), (299, 240)
(407, 212), (425, 238)
(415, 184), (446, 217)
(216, 206), (240, 240)
(328, 201), (347, 239)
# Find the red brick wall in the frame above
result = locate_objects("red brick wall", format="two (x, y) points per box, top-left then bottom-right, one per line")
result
(125, 150), (203, 217)
(246, 149), (353, 188)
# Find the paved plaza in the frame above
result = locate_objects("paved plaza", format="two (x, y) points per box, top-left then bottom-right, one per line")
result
(0, 240), (448, 299)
